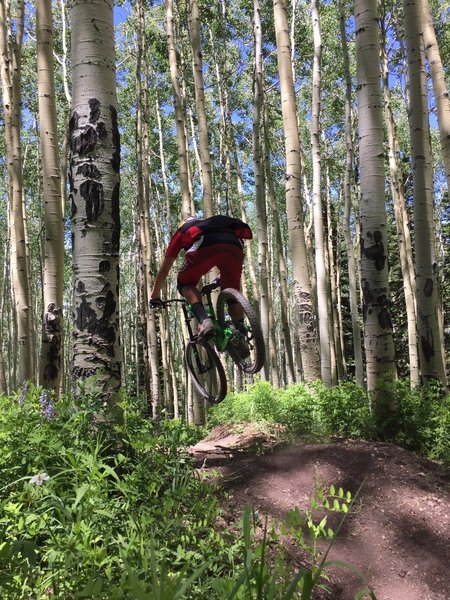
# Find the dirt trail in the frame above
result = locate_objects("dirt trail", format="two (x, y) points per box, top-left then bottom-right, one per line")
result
(189, 425), (450, 600)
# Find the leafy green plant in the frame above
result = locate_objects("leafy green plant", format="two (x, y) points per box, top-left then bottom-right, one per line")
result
(208, 379), (450, 464)
(212, 483), (377, 600)
(0, 387), (234, 598)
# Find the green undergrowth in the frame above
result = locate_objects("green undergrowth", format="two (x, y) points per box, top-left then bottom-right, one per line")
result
(1, 384), (377, 599)
(208, 380), (450, 465)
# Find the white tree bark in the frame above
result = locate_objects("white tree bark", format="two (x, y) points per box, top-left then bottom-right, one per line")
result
(166, 0), (192, 219)
(69, 0), (121, 403)
(37, 0), (65, 392)
(0, 0), (33, 383)
(381, 17), (420, 387)
(354, 0), (396, 396)
(273, 0), (320, 382)
(188, 0), (213, 216)
(311, 0), (331, 386)
(404, 0), (447, 384)
(421, 0), (450, 195)
(253, 0), (269, 380)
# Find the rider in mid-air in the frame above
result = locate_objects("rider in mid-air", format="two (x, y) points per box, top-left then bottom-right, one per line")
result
(150, 214), (253, 339)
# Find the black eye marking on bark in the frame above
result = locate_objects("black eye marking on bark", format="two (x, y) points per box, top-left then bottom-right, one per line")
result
(111, 183), (120, 253)
(80, 179), (104, 222)
(77, 296), (97, 332)
(77, 162), (102, 179)
(378, 307), (392, 330)
(109, 105), (121, 173)
(423, 278), (433, 297)
(97, 122), (108, 140)
(68, 110), (79, 134)
(361, 230), (386, 271)
(76, 280), (86, 293)
(71, 126), (98, 156)
(421, 333), (435, 363)
(89, 98), (101, 123)
(99, 260), (110, 273)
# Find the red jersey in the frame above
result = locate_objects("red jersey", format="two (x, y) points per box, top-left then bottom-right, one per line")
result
(165, 215), (252, 258)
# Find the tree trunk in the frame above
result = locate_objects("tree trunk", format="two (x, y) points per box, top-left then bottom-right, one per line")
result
(166, 0), (192, 219)
(354, 0), (396, 399)
(69, 0), (121, 404)
(404, 0), (447, 384)
(339, 0), (363, 386)
(381, 16), (420, 388)
(311, 0), (331, 386)
(36, 0), (65, 392)
(188, 0), (213, 216)
(0, 0), (34, 384)
(263, 102), (296, 383)
(273, 0), (320, 382)
(253, 0), (269, 380)
(0, 242), (8, 392)
(421, 0), (450, 195)
(136, 0), (161, 415)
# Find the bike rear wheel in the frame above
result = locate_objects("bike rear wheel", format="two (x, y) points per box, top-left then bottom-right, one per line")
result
(185, 340), (227, 403)
(216, 288), (265, 374)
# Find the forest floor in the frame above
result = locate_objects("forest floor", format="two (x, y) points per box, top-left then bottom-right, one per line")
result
(188, 424), (450, 600)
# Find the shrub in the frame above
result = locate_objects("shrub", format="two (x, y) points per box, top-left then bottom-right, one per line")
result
(273, 384), (317, 435)
(312, 380), (374, 439)
(0, 386), (235, 597)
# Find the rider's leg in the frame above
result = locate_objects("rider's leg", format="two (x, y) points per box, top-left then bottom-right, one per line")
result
(228, 301), (244, 323)
(216, 246), (245, 323)
(180, 285), (209, 323)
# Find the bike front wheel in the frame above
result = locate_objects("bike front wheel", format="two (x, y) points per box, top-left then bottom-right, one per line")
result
(185, 340), (227, 404)
(216, 288), (265, 374)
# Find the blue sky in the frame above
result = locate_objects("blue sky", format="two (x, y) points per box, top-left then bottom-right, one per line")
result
(114, 3), (130, 25)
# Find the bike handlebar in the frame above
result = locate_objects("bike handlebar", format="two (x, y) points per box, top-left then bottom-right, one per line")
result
(151, 277), (221, 309)
(158, 298), (186, 307)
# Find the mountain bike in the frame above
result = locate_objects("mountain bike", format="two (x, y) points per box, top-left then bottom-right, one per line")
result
(160, 278), (265, 403)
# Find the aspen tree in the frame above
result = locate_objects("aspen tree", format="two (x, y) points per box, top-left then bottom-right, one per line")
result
(380, 16), (419, 387)
(36, 0), (65, 392)
(273, 0), (320, 382)
(166, 0), (192, 218)
(421, 0), (450, 195)
(404, 0), (447, 384)
(253, 0), (270, 380)
(354, 0), (396, 399)
(0, 0), (33, 383)
(263, 102), (296, 383)
(0, 243), (8, 392)
(311, 0), (332, 386)
(188, 0), (213, 216)
(135, 0), (161, 413)
(339, 0), (363, 385)
(69, 0), (121, 403)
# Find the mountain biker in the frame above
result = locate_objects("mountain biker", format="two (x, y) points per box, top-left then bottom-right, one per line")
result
(150, 214), (252, 340)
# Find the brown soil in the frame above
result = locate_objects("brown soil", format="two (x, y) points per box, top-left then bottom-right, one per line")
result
(189, 424), (450, 600)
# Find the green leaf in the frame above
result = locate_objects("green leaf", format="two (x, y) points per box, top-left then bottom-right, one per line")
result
(282, 566), (310, 599)
(72, 483), (90, 509)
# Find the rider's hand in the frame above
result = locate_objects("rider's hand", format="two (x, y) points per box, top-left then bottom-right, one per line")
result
(150, 298), (164, 309)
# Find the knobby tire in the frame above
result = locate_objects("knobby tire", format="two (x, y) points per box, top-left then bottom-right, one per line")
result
(217, 288), (265, 374)
(185, 340), (227, 404)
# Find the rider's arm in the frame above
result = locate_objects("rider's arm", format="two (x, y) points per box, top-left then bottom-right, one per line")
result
(150, 255), (176, 300)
